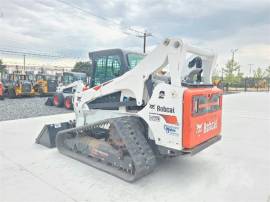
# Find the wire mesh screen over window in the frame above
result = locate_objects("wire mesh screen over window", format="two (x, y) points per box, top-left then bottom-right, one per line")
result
(127, 53), (144, 69)
(63, 75), (74, 85)
(94, 55), (121, 86)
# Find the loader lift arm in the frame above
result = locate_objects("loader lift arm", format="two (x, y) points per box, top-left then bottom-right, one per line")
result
(76, 38), (216, 111)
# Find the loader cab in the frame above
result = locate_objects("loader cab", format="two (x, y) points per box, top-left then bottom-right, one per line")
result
(11, 73), (30, 83)
(62, 72), (87, 86)
(89, 49), (144, 87)
(36, 74), (47, 81)
(36, 74), (56, 82)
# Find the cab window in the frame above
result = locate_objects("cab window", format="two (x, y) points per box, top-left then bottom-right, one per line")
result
(93, 55), (121, 86)
(63, 74), (74, 85)
(127, 53), (144, 69)
(73, 74), (86, 82)
(36, 75), (43, 80)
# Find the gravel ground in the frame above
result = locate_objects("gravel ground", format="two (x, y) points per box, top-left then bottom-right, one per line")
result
(0, 97), (70, 121)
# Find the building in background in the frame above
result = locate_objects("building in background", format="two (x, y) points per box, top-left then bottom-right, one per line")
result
(5, 64), (73, 75)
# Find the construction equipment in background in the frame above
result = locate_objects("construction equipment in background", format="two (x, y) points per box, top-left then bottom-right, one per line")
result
(6, 72), (35, 98)
(37, 38), (222, 182)
(0, 81), (4, 100)
(1, 73), (12, 96)
(34, 74), (57, 96)
(45, 72), (87, 109)
(47, 49), (144, 110)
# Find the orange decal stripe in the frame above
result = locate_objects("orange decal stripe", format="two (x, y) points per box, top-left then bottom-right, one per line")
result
(93, 85), (101, 91)
(160, 114), (178, 125)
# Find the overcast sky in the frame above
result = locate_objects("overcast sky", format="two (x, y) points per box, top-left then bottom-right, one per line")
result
(0, 0), (269, 74)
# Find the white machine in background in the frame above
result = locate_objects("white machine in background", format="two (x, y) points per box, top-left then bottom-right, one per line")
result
(45, 72), (87, 109)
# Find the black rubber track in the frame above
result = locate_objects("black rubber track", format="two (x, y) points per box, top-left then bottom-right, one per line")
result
(56, 116), (157, 182)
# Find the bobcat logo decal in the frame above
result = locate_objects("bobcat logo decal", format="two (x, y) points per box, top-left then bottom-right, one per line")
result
(196, 123), (203, 134)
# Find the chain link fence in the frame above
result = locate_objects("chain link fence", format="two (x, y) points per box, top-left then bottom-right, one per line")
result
(217, 78), (270, 93)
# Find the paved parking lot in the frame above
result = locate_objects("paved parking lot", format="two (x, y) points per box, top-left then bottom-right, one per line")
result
(0, 92), (269, 202)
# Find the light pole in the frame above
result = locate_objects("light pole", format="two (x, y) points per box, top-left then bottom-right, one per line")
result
(231, 49), (238, 65)
(137, 31), (152, 54)
(23, 54), (26, 70)
(248, 64), (254, 78)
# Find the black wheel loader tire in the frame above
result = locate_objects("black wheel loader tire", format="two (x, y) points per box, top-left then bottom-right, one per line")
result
(53, 93), (64, 107)
(64, 96), (73, 110)
(45, 97), (54, 106)
(8, 88), (16, 99)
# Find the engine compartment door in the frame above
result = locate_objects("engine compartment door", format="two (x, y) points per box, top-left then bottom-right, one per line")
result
(182, 87), (222, 149)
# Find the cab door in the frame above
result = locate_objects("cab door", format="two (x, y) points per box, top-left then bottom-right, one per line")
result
(91, 54), (122, 87)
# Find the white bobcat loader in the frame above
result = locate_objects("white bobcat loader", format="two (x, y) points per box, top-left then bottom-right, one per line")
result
(36, 38), (223, 182)
(46, 72), (87, 109)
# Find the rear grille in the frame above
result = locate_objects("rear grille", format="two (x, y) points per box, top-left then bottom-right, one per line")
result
(192, 93), (221, 116)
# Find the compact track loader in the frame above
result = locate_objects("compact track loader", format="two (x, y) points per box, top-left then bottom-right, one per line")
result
(6, 73), (35, 98)
(34, 74), (57, 96)
(37, 38), (222, 182)
(45, 72), (87, 109)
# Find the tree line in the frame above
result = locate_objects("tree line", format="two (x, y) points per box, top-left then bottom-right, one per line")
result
(212, 58), (270, 89)
(0, 59), (6, 74)
(1, 58), (269, 89)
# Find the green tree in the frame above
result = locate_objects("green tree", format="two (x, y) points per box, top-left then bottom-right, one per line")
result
(265, 66), (270, 78)
(72, 61), (92, 76)
(0, 59), (7, 74)
(253, 67), (266, 89)
(0, 59), (7, 80)
(235, 70), (244, 83)
(253, 67), (265, 79)
(223, 59), (242, 85)
(211, 68), (221, 82)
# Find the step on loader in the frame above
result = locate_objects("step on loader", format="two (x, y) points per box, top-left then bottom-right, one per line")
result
(36, 38), (223, 182)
